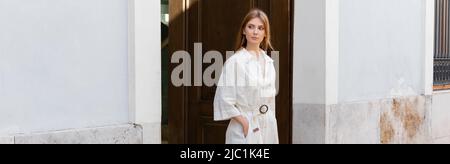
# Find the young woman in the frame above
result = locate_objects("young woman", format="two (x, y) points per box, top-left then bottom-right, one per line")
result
(214, 8), (278, 144)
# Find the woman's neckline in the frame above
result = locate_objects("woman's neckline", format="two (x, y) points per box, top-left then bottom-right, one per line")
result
(243, 47), (265, 57)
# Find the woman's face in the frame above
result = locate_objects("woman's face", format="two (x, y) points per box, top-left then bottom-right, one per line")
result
(244, 18), (266, 46)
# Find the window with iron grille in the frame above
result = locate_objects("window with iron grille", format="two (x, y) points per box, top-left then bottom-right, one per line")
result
(435, 0), (450, 90)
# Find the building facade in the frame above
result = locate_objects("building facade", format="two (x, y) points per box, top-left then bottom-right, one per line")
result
(0, 0), (449, 144)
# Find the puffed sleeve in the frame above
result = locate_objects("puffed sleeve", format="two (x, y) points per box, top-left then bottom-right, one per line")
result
(213, 58), (242, 121)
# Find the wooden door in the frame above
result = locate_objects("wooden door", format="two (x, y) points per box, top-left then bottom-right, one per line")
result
(169, 0), (293, 144)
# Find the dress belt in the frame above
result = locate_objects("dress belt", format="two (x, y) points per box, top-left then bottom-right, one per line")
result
(239, 105), (270, 114)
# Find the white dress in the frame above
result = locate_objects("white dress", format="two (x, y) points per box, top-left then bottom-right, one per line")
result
(214, 48), (279, 144)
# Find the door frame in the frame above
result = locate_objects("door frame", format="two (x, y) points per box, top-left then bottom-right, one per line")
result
(168, 0), (188, 144)
(168, 0), (294, 144)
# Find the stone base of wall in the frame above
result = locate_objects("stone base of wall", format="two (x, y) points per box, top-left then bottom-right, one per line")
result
(432, 92), (450, 143)
(294, 96), (433, 144)
(0, 124), (145, 144)
(434, 136), (450, 144)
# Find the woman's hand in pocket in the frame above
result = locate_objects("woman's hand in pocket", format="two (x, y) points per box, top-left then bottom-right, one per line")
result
(233, 115), (249, 137)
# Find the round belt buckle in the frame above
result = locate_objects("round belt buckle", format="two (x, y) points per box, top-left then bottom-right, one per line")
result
(259, 105), (269, 114)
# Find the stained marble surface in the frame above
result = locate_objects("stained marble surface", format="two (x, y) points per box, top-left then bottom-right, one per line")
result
(13, 124), (142, 144)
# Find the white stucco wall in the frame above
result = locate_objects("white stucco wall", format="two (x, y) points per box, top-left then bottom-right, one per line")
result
(338, 0), (425, 102)
(293, 0), (329, 144)
(294, 0), (326, 105)
(0, 0), (129, 134)
(293, 0), (438, 144)
(128, 0), (161, 144)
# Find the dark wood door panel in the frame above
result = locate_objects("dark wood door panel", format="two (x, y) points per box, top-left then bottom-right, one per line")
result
(169, 0), (292, 144)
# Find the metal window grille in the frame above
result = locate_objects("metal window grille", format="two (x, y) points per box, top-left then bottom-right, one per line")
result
(435, 0), (450, 85)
